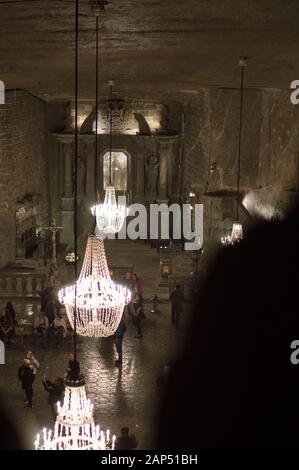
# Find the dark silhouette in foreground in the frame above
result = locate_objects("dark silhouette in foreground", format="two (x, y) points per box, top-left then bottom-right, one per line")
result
(115, 426), (138, 450)
(158, 205), (299, 449)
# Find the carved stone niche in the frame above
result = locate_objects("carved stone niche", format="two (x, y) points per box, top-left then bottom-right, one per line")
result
(142, 135), (179, 202)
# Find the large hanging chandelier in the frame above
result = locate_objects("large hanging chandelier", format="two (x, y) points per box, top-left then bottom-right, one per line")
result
(35, 377), (116, 450)
(91, 80), (127, 236)
(58, 234), (131, 337)
(221, 57), (246, 246)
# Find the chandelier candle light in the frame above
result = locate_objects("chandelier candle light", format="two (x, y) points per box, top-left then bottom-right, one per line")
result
(35, 377), (116, 450)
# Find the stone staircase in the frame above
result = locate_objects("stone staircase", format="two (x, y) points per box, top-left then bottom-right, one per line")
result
(104, 238), (196, 301)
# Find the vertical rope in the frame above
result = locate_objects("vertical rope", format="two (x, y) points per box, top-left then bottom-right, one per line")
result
(94, 15), (99, 200)
(236, 57), (245, 220)
(109, 82), (113, 184)
(74, 0), (79, 361)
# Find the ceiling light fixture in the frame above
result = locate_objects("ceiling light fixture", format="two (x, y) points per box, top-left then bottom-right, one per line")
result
(221, 57), (246, 246)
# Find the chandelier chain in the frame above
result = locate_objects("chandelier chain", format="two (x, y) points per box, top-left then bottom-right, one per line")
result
(236, 56), (246, 220)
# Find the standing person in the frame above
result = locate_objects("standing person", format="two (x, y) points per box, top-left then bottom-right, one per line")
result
(52, 312), (68, 346)
(124, 271), (134, 317)
(24, 351), (40, 384)
(133, 274), (143, 298)
(132, 294), (144, 339)
(38, 281), (55, 324)
(18, 359), (34, 408)
(5, 302), (16, 325)
(115, 427), (138, 450)
(169, 285), (184, 329)
(124, 271), (134, 290)
(114, 317), (127, 367)
(43, 376), (65, 421)
(33, 309), (49, 347)
(66, 352), (80, 381)
(0, 311), (14, 345)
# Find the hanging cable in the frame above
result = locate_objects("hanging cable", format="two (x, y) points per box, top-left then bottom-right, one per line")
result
(109, 81), (113, 184)
(236, 56), (246, 220)
(73, 0), (79, 361)
(94, 14), (99, 200)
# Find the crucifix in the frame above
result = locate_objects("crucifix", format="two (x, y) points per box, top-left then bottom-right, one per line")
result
(45, 219), (63, 263)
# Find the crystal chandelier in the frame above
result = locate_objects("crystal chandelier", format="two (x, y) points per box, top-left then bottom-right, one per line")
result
(91, 184), (127, 237)
(91, 80), (127, 236)
(35, 377), (116, 450)
(58, 234), (131, 337)
(221, 222), (243, 246)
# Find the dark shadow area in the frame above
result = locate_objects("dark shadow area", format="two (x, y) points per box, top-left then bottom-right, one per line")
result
(158, 202), (299, 449)
(0, 393), (23, 450)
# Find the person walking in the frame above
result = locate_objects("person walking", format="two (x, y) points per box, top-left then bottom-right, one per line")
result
(115, 427), (138, 450)
(132, 294), (144, 339)
(43, 376), (65, 421)
(114, 317), (127, 367)
(18, 359), (35, 408)
(169, 285), (184, 329)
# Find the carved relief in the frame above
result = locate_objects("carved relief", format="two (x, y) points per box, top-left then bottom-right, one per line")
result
(145, 145), (160, 198)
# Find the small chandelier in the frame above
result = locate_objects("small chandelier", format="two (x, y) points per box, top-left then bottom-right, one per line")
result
(91, 184), (127, 237)
(91, 80), (127, 236)
(221, 222), (243, 246)
(35, 377), (116, 450)
(221, 57), (247, 247)
(58, 234), (131, 337)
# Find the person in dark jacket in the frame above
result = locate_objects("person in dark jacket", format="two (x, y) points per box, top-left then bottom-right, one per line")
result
(133, 274), (143, 298)
(115, 427), (138, 450)
(66, 352), (80, 381)
(132, 294), (144, 339)
(0, 311), (14, 345)
(38, 281), (55, 323)
(5, 302), (16, 325)
(169, 285), (184, 328)
(114, 317), (127, 367)
(43, 376), (65, 421)
(18, 359), (34, 408)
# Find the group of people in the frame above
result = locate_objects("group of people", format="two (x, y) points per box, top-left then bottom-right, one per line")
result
(113, 275), (185, 368)
(33, 308), (68, 348)
(16, 348), (138, 449)
(12, 270), (182, 448)
(17, 350), (78, 416)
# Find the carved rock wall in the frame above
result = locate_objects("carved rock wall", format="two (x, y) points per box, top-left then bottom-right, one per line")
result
(0, 90), (48, 267)
(182, 88), (299, 245)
